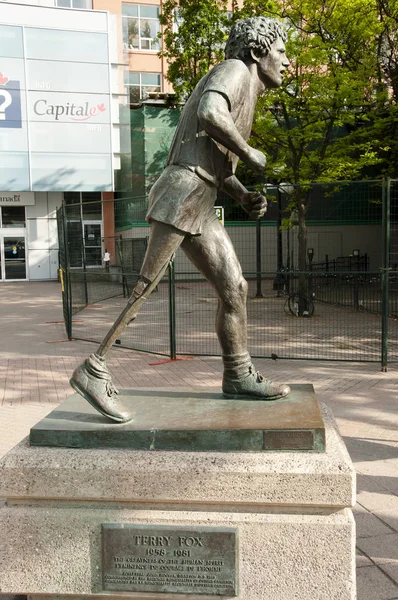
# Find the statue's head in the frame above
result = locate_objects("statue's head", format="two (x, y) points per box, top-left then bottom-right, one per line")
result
(225, 17), (289, 88)
(225, 17), (287, 62)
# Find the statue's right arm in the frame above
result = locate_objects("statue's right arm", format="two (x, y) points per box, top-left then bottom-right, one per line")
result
(197, 91), (266, 174)
(223, 175), (267, 219)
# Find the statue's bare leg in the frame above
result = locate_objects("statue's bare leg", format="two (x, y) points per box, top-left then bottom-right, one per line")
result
(181, 217), (290, 400)
(70, 221), (186, 422)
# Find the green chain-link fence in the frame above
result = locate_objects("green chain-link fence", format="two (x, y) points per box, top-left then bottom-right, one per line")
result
(57, 178), (397, 367)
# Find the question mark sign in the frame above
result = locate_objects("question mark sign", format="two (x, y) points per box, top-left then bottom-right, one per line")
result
(0, 90), (12, 120)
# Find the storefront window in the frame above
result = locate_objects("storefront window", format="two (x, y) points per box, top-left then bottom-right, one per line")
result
(1, 206), (26, 228)
(64, 191), (81, 220)
(63, 192), (102, 267)
(64, 191), (102, 220)
(82, 191), (102, 220)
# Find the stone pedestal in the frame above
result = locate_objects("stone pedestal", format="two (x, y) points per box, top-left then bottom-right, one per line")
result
(0, 397), (356, 600)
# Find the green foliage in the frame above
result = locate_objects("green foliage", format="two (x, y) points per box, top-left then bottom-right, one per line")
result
(159, 0), (391, 181)
(377, 0), (398, 100)
(157, 0), (397, 308)
(235, 0), (386, 285)
(363, 0), (398, 177)
(158, 0), (230, 100)
(239, 0), (382, 186)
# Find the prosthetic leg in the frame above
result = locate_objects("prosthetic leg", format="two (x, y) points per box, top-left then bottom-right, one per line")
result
(70, 219), (290, 424)
(70, 222), (185, 423)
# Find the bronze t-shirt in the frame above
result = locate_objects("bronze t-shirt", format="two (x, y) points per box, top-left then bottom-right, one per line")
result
(167, 59), (256, 188)
(146, 59), (256, 234)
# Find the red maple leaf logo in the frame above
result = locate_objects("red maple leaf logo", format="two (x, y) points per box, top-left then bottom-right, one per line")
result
(0, 72), (9, 86)
(97, 103), (106, 112)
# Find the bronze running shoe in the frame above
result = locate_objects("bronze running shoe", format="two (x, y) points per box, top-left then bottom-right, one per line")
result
(70, 353), (133, 423)
(222, 365), (290, 400)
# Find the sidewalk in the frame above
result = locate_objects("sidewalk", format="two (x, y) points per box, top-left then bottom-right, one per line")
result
(0, 281), (397, 600)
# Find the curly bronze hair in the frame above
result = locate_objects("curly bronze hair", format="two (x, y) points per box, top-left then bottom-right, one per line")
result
(225, 17), (287, 62)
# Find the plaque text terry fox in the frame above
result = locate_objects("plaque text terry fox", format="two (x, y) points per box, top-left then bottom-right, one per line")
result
(102, 524), (238, 596)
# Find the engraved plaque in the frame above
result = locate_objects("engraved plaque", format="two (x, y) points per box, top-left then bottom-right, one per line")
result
(263, 429), (315, 450)
(102, 524), (238, 596)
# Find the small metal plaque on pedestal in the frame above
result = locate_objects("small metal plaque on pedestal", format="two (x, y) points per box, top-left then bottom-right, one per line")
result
(102, 524), (238, 596)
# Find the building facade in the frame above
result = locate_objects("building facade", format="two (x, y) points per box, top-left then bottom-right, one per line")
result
(0, 0), (126, 280)
(93, 0), (172, 103)
(96, 0), (237, 104)
(0, 0), (238, 280)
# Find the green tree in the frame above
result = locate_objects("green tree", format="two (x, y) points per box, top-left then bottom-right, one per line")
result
(158, 0), (231, 101)
(159, 0), (383, 313)
(234, 0), (381, 312)
(364, 0), (398, 176)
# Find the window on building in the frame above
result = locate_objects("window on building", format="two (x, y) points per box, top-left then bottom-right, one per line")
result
(0, 206), (26, 228)
(56, 0), (92, 8)
(64, 192), (102, 221)
(64, 192), (80, 220)
(122, 4), (160, 51)
(64, 192), (102, 267)
(82, 192), (102, 220)
(125, 72), (161, 104)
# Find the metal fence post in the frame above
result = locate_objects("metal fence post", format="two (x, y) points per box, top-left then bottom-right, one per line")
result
(62, 204), (73, 340)
(308, 251), (313, 300)
(168, 260), (177, 360)
(286, 226), (291, 294)
(82, 239), (89, 307)
(273, 187), (285, 295)
(353, 251), (359, 311)
(381, 177), (390, 371)
(255, 218), (263, 298)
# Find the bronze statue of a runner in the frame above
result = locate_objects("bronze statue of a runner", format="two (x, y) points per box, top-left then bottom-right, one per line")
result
(70, 16), (291, 423)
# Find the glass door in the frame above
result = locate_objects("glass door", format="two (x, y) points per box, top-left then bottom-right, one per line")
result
(83, 223), (102, 267)
(2, 236), (27, 280)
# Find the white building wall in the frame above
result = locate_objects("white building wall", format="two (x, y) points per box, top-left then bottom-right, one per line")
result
(0, 1), (122, 281)
(26, 191), (61, 279)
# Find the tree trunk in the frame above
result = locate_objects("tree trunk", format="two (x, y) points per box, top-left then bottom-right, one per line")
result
(297, 196), (308, 316)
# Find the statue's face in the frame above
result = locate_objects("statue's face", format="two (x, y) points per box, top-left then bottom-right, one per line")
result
(257, 37), (289, 88)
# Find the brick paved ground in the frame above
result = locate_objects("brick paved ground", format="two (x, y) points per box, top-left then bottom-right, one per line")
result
(0, 281), (397, 600)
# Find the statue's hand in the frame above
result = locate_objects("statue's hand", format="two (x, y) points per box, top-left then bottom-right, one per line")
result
(246, 147), (266, 174)
(241, 191), (267, 219)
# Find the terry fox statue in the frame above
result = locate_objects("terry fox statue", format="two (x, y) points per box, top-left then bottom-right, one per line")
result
(70, 16), (291, 422)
